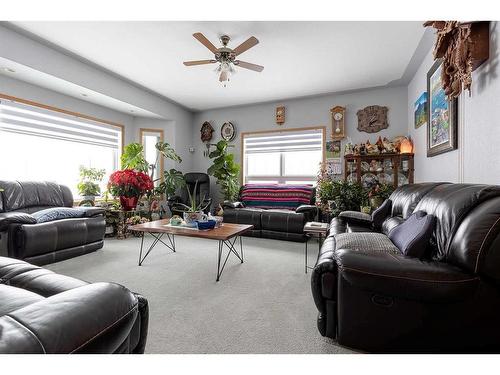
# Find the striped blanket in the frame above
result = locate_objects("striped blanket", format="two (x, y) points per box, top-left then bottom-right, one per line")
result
(241, 184), (314, 210)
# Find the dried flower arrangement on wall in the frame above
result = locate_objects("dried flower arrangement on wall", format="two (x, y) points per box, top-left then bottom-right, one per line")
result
(424, 21), (490, 99)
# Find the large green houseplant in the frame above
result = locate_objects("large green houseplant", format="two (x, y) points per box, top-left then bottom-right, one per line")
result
(207, 140), (240, 202)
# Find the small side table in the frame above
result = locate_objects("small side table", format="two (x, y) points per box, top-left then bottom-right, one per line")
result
(303, 222), (329, 273)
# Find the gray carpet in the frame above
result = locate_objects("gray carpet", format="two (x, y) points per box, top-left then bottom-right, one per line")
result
(46, 235), (354, 354)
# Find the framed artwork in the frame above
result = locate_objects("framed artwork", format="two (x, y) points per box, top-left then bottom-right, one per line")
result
(427, 59), (458, 157)
(326, 158), (342, 177)
(326, 140), (341, 159)
(414, 92), (428, 129)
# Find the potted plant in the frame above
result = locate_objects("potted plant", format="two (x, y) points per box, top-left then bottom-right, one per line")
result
(175, 181), (210, 225)
(368, 183), (394, 209)
(107, 169), (154, 211)
(207, 140), (240, 205)
(77, 166), (105, 203)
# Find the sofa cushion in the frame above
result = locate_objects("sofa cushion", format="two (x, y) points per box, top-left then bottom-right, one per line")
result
(0, 181), (70, 212)
(372, 199), (392, 230)
(388, 211), (436, 258)
(240, 184), (314, 210)
(32, 207), (86, 223)
(261, 209), (306, 234)
(334, 232), (399, 254)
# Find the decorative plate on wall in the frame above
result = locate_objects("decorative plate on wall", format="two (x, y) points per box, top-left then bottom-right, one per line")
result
(221, 122), (236, 141)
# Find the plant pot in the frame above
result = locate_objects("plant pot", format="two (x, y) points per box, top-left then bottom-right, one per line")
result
(120, 196), (139, 211)
(183, 211), (207, 225)
(369, 197), (384, 209)
(83, 195), (96, 202)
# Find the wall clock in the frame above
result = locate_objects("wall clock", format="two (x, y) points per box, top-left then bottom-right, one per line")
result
(221, 122), (236, 141)
(330, 106), (346, 139)
(356, 105), (389, 133)
(276, 106), (285, 125)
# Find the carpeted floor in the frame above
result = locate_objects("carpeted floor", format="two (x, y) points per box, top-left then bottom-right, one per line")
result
(45, 235), (354, 354)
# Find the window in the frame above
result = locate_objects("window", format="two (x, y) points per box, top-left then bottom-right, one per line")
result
(243, 128), (324, 185)
(140, 129), (164, 184)
(0, 97), (123, 198)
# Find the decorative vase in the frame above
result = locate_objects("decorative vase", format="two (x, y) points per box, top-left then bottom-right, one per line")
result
(183, 211), (206, 226)
(120, 196), (139, 211)
(151, 212), (160, 221)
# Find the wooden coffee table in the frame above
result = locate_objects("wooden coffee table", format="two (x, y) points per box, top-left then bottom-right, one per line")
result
(128, 219), (253, 281)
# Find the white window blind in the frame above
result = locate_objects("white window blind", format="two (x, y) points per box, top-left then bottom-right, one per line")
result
(0, 98), (123, 198)
(243, 128), (324, 185)
(0, 99), (121, 149)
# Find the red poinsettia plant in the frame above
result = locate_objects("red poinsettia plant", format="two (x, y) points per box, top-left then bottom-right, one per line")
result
(107, 169), (154, 198)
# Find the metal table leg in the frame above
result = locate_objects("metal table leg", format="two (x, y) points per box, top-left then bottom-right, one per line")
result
(138, 232), (176, 266)
(216, 236), (244, 282)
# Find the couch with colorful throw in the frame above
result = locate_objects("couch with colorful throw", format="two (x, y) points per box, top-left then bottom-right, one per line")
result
(223, 184), (317, 242)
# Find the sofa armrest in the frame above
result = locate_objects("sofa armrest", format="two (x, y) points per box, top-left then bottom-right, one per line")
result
(78, 207), (105, 217)
(295, 204), (318, 216)
(337, 211), (372, 225)
(223, 201), (244, 209)
(0, 282), (142, 354)
(0, 212), (37, 231)
(335, 249), (480, 302)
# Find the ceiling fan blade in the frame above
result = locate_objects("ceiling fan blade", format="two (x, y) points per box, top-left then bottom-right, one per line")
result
(183, 60), (216, 66)
(193, 32), (218, 54)
(233, 36), (259, 56)
(219, 71), (228, 82)
(235, 60), (264, 72)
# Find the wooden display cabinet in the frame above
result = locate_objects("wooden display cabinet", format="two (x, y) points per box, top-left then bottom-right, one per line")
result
(344, 153), (414, 189)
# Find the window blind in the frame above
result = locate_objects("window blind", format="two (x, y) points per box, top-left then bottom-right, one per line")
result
(243, 128), (323, 154)
(0, 99), (122, 149)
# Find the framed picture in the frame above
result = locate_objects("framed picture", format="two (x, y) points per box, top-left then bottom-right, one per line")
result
(326, 140), (341, 158)
(427, 59), (458, 157)
(414, 92), (427, 129)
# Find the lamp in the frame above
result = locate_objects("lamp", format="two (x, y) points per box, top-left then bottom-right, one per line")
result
(400, 137), (414, 154)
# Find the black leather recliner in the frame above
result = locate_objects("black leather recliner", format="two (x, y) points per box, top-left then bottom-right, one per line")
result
(223, 187), (318, 242)
(167, 173), (212, 217)
(311, 182), (500, 352)
(0, 256), (148, 353)
(0, 181), (105, 265)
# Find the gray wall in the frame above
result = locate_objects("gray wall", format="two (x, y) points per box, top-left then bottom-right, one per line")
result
(407, 21), (500, 184)
(192, 85), (409, 200)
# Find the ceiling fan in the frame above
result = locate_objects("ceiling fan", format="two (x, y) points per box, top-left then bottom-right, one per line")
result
(183, 33), (264, 85)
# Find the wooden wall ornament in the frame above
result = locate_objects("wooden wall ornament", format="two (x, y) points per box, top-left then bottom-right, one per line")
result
(200, 121), (214, 142)
(330, 106), (346, 139)
(276, 106), (285, 125)
(356, 105), (389, 133)
(424, 21), (490, 99)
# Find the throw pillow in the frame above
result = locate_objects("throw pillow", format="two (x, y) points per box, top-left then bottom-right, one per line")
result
(371, 199), (392, 230)
(388, 210), (436, 258)
(33, 207), (86, 223)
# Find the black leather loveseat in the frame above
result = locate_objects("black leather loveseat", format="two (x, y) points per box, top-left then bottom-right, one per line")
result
(311, 182), (500, 352)
(0, 181), (105, 265)
(223, 185), (317, 242)
(0, 256), (148, 353)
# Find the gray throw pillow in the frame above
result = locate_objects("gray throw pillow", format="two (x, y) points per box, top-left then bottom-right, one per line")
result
(388, 210), (436, 258)
(371, 199), (392, 230)
(33, 207), (86, 223)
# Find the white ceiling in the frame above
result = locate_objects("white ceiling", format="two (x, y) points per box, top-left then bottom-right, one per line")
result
(11, 21), (425, 111)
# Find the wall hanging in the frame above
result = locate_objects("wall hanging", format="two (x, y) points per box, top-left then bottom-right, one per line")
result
(221, 121), (236, 141)
(427, 59), (458, 157)
(414, 92), (428, 129)
(201, 121), (214, 157)
(276, 106), (285, 125)
(330, 106), (346, 139)
(326, 140), (341, 159)
(356, 105), (389, 133)
(424, 21), (490, 99)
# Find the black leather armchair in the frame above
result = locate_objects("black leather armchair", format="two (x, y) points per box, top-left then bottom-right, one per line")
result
(0, 256), (148, 353)
(223, 187), (317, 242)
(167, 173), (212, 217)
(311, 182), (500, 352)
(0, 181), (105, 265)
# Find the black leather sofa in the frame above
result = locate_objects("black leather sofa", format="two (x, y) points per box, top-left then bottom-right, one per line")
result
(167, 173), (212, 217)
(223, 187), (317, 242)
(311, 182), (500, 352)
(0, 256), (148, 353)
(0, 181), (105, 265)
